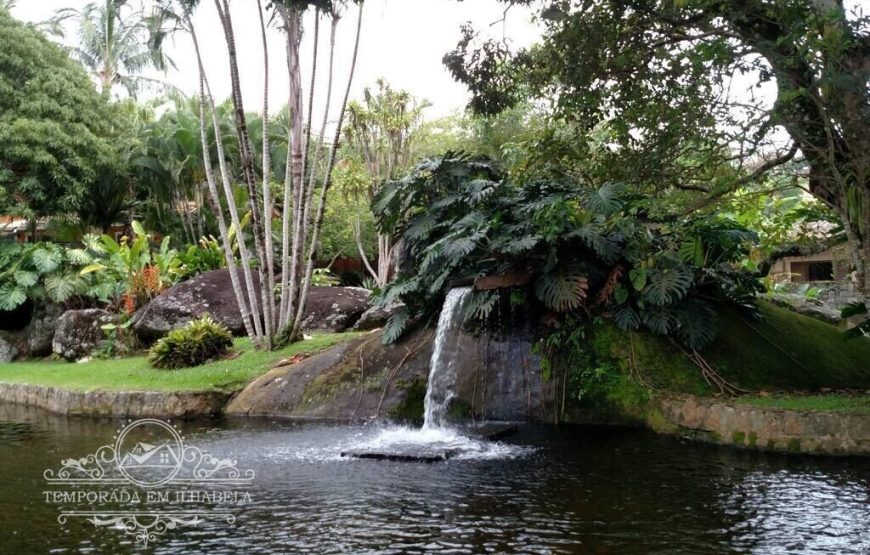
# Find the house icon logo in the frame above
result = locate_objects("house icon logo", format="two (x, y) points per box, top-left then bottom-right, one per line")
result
(115, 419), (184, 487)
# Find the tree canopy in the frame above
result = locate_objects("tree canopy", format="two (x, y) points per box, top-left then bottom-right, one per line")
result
(0, 7), (121, 224)
(446, 0), (870, 290)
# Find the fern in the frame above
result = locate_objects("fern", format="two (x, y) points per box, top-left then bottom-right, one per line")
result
(535, 271), (589, 312)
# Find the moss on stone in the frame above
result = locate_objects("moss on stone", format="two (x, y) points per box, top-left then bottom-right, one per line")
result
(787, 438), (802, 453)
(748, 431), (758, 448)
(589, 301), (870, 396)
(732, 431), (746, 445)
(388, 377), (426, 424)
(645, 407), (669, 432)
(448, 398), (473, 420)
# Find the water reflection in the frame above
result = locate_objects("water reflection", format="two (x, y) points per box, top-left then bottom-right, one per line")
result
(0, 403), (867, 554)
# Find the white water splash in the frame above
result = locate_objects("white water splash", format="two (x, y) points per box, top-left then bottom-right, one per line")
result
(423, 287), (473, 430)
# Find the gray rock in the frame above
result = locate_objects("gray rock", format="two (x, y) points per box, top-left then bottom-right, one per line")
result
(769, 293), (842, 324)
(352, 302), (405, 331)
(133, 268), (373, 341)
(24, 303), (64, 357)
(52, 309), (117, 361)
(300, 286), (371, 333)
(0, 336), (17, 363)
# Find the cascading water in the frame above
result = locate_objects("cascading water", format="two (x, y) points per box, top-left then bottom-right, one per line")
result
(422, 286), (472, 429)
(340, 286), (526, 461)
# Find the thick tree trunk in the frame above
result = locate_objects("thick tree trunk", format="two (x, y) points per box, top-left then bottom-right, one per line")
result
(190, 20), (256, 342)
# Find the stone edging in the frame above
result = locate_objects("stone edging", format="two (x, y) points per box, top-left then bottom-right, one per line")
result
(650, 394), (870, 456)
(0, 382), (231, 418)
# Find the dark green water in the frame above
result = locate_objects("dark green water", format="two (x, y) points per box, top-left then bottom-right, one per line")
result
(0, 402), (868, 554)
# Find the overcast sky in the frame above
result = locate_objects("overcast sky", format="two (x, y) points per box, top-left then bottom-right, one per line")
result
(12, 0), (541, 121)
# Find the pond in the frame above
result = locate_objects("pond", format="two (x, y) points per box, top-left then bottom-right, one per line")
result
(0, 402), (868, 554)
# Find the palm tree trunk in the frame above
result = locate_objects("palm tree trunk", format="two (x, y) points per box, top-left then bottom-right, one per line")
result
(256, 0), (275, 347)
(278, 6), (306, 331)
(288, 13), (337, 330)
(291, 1), (365, 338)
(191, 17), (264, 344)
(189, 20), (255, 342)
(214, 0), (270, 345)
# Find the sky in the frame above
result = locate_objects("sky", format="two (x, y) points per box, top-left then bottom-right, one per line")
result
(11, 0), (542, 121)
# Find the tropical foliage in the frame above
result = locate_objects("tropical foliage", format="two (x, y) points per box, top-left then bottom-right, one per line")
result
(0, 222), (227, 315)
(342, 79), (430, 286)
(374, 153), (763, 349)
(147, 315), (233, 369)
(79, 221), (181, 314)
(448, 0), (870, 292)
(48, 0), (172, 97)
(0, 241), (112, 311)
(0, 6), (121, 224)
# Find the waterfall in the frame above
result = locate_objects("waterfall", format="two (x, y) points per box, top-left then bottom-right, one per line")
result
(422, 287), (472, 430)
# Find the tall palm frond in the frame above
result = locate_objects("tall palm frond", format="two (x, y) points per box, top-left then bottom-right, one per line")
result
(47, 0), (174, 98)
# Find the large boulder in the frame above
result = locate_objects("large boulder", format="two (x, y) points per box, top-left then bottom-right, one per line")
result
(132, 268), (263, 341)
(52, 309), (117, 361)
(133, 268), (371, 340)
(227, 327), (548, 422)
(300, 286), (371, 333)
(24, 303), (64, 357)
(0, 336), (17, 363)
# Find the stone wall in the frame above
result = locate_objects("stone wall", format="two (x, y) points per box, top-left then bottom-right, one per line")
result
(0, 382), (230, 418)
(650, 394), (870, 456)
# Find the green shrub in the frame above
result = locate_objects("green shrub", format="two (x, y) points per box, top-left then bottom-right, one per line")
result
(148, 316), (233, 369)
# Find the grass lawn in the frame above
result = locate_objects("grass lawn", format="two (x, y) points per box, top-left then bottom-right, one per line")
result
(0, 332), (365, 393)
(734, 394), (870, 414)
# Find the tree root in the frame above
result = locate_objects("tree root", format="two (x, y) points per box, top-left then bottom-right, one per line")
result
(669, 338), (745, 396)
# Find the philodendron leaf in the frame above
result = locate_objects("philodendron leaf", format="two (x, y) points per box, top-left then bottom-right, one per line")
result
(0, 286), (27, 310)
(629, 268), (647, 291)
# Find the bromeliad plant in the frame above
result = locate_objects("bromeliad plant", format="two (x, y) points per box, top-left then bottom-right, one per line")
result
(373, 153), (763, 349)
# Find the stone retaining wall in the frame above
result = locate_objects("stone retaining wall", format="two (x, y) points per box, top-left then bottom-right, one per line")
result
(0, 382), (230, 418)
(651, 394), (870, 456)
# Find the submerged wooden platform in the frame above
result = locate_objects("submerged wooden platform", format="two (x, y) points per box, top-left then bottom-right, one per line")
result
(340, 449), (458, 463)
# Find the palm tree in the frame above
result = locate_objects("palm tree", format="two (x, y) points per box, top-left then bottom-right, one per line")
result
(49, 0), (172, 98)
